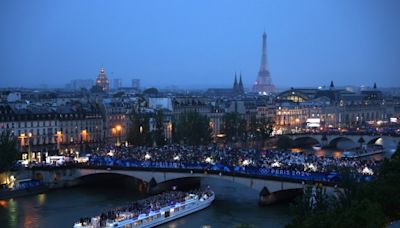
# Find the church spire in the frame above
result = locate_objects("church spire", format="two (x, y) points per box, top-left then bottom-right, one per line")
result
(330, 80), (334, 89)
(233, 72), (238, 92)
(373, 82), (377, 89)
(239, 72), (244, 94)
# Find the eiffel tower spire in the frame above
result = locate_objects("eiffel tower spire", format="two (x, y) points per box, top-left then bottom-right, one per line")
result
(252, 32), (276, 94)
(260, 32), (268, 72)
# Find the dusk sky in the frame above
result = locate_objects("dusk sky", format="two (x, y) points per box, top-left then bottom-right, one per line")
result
(1, 0), (399, 89)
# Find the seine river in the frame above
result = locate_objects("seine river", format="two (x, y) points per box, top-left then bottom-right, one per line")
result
(0, 178), (291, 228)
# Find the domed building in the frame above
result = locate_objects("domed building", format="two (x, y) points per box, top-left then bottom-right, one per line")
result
(95, 67), (109, 93)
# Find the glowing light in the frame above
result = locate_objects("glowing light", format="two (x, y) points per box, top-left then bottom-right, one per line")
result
(0, 200), (8, 208)
(145, 153), (151, 160)
(21, 160), (29, 166)
(173, 155), (180, 161)
(271, 161), (281, 168)
(37, 194), (46, 206)
(205, 157), (213, 164)
(74, 156), (89, 163)
(242, 159), (251, 166)
(107, 150), (114, 157)
(116, 125), (122, 131)
(362, 167), (374, 175)
(306, 163), (317, 172)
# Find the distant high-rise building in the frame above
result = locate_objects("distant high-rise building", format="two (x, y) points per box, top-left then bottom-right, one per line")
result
(69, 79), (94, 90)
(132, 79), (140, 90)
(113, 78), (122, 89)
(96, 67), (109, 92)
(252, 32), (276, 94)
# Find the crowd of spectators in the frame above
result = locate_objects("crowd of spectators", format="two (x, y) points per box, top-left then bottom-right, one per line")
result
(86, 144), (379, 175)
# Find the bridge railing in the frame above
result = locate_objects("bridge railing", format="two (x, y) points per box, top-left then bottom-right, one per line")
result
(76, 157), (373, 185)
(283, 132), (400, 137)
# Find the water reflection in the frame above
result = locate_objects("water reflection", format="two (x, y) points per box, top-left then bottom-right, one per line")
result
(8, 199), (17, 228)
(37, 193), (46, 206)
(0, 200), (8, 208)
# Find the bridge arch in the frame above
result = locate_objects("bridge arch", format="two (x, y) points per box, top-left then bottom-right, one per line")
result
(77, 172), (148, 183)
(70, 169), (304, 193)
(76, 169), (151, 183)
(328, 137), (357, 149)
(292, 136), (321, 147)
(367, 137), (382, 145)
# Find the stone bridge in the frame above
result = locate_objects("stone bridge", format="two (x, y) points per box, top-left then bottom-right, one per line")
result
(284, 134), (400, 149)
(29, 167), (309, 198)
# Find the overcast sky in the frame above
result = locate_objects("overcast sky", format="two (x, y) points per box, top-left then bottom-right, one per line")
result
(1, 0), (399, 89)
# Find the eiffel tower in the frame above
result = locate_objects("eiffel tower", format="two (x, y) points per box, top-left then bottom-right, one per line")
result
(252, 32), (276, 94)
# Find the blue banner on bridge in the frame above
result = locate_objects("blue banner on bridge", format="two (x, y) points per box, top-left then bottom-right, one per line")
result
(88, 156), (343, 183)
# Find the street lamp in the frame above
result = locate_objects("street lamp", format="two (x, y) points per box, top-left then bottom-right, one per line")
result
(56, 131), (63, 154)
(80, 129), (88, 156)
(18, 133), (27, 162)
(81, 129), (88, 141)
(27, 132), (32, 162)
(115, 125), (122, 146)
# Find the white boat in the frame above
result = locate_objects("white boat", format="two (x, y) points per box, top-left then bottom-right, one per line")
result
(312, 144), (322, 150)
(342, 151), (357, 158)
(73, 191), (215, 228)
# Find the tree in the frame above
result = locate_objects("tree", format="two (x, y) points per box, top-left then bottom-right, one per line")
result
(0, 131), (19, 172)
(256, 117), (274, 147)
(222, 112), (246, 143)
(152, 110), (166, 146)
(173, 112), (211, 145)
(127, 109), (158, 146)
(143, 87), (159, 96)
(333, 199), (385, 228)
(247, 115), (274, 148)
(287, 145), (400, 227)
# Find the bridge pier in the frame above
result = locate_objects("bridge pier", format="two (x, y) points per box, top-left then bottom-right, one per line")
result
(258, 185), (303, 206)
(147, 177), (157, 194)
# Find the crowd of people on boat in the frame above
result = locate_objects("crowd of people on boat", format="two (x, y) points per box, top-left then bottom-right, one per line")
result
(76, 188), (213, 227)
(85, 144), (379, 175)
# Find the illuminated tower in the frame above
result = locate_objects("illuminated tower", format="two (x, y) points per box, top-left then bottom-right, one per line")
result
(252, 32), (276, 94)
(96, 67), (109, 92)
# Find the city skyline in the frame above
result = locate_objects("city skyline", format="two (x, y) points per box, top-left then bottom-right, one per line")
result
(1, 0), (400, 89)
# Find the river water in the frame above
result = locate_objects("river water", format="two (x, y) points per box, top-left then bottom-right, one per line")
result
(0, 177), (291, 228)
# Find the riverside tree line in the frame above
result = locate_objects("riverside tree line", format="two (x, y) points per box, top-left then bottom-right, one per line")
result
(126, 109), (274, 147)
